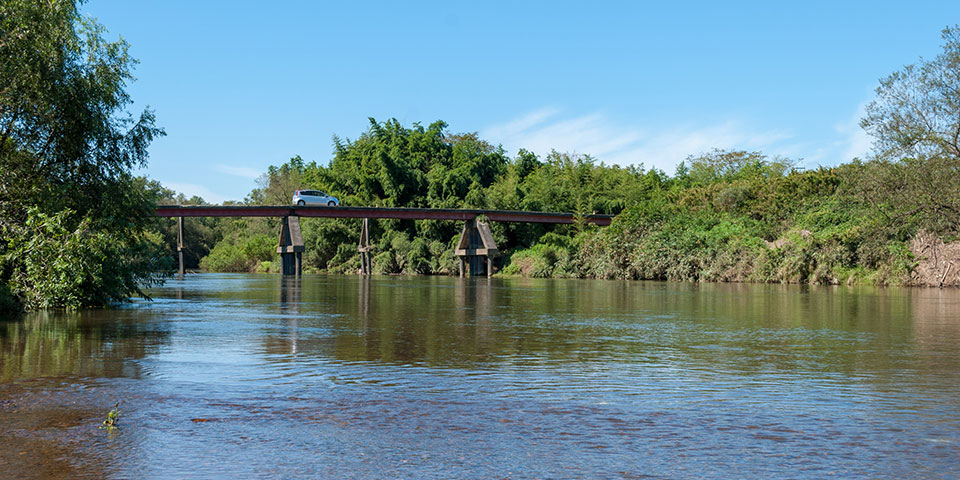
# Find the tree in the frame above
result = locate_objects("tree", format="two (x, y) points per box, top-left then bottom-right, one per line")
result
(862, 26), (960, 162)
(856, 25), (960, 234)
(685, 149), (793, 184)
(0, 1), (168, 311)
(247, 155), (311, 205)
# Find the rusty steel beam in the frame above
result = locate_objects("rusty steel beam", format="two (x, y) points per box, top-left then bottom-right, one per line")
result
(155, 205), (614, 225)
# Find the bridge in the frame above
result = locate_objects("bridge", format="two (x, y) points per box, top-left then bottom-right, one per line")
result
(155, 205), (615, 277)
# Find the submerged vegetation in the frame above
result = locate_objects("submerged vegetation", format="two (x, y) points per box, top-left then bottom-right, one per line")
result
(99, 402), (121, 432)
(1, 1), (958, 315)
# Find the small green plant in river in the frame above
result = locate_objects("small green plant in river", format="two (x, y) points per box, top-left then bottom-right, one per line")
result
(99, 402), (121, 431)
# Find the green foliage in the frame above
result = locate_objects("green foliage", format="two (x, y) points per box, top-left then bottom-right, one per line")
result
(198, 243), (242, 272)
(405, 238), (432, 275)
(301, 218), (355, 270)
(502, 231), (585, 278)
(841, 157), (960, 237)
(0, 1), (163, 219)
(4, 209), (169, 310)
(856, 25), (960, 237)
(205, 121), (942, 287)
(327, 243), (359, 274)
(0, 1), (169, 310)
(502, 243), (568, 278)
(574, 155), (925, 286)
(862, 25), (960, 164)
(240, 234), (276, 263)
(685, 149), (793, 184)
(99, 402), (121, 431)
(199, 234), (277, 273)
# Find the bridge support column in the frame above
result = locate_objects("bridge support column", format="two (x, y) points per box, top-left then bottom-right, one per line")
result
(277, 216), (305, 276)
(358, 218), (373, 275)
(177, 216), (184, 279)
(455, 218), (499, 277)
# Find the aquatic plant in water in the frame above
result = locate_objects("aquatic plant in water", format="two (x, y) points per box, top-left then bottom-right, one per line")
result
(99, 402), (121, 431)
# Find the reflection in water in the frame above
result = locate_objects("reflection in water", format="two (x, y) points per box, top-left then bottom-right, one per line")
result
(279, 276), (300, 355)
(358, 274), (369, 333)
(1, 274), (960, 478)
(0, 309), (173, 478)
(278, 275), (301, 310)
(0, 310), (170, 381)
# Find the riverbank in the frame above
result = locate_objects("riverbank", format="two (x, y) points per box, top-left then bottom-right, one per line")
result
(502, 226), (960, 288)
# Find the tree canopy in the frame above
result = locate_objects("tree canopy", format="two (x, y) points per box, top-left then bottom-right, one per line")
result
(0, 0), (169, 311)
(856, 25), (960, 235)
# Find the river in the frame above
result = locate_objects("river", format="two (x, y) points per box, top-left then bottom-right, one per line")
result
(1, 274), (959, 478)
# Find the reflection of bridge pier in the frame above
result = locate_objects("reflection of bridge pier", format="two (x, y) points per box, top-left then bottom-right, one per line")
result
(157, 205), (613, 277)
(279, 275), (301, 308)
(279, 276), (301, 354)
(454, 277), (496, 351)
(358, 275), (370, 330)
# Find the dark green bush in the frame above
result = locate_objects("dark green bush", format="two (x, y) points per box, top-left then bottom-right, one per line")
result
(4, 209), (169, 309)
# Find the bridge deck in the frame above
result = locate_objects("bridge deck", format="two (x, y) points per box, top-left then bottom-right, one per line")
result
(155, 205), (614, 225)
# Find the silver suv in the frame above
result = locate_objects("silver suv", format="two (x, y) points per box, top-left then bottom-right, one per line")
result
(292, 189), (339, 206)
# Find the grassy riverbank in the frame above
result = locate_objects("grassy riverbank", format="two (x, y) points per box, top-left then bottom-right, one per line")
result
(509, 160), (957, 287)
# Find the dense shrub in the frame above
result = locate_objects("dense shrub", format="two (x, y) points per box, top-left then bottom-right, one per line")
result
(3, 209), (169, 309)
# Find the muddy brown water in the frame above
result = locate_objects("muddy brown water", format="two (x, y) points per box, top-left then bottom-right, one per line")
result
(1, 274), (959, 478)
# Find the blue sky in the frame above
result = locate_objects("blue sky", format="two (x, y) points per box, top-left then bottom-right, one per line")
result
(84, 1), (960, 204)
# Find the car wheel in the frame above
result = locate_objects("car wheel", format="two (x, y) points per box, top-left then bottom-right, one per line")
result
(297, 200), (305, 206)
(328, 201), (336, 206)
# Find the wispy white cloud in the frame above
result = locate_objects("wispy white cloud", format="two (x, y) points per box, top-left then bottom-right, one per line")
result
(788, 101), (874, 170)
(482, 107), (562, 140)
(601, 122), (791, 172)
(215, 164), (263, 180)
(835, 102), (872, 163)
(162, 181), (229, 205)
(481, 109), (792, 173)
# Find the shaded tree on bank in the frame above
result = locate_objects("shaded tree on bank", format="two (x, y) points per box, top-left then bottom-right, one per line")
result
(0, 0), (169, 311)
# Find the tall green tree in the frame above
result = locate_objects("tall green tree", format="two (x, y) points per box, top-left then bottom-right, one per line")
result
(857, 25), (960, 234)
(0, 0), (168, 311)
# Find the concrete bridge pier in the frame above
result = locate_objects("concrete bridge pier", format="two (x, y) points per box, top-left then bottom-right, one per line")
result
(455, 218), (499, 277)
(177, 216), (185, 279)
(277, 216), (304, 276)
(358, 218), (373, 275)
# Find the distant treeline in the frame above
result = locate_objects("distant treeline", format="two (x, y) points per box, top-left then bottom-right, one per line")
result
(184, 126), (957, 288)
